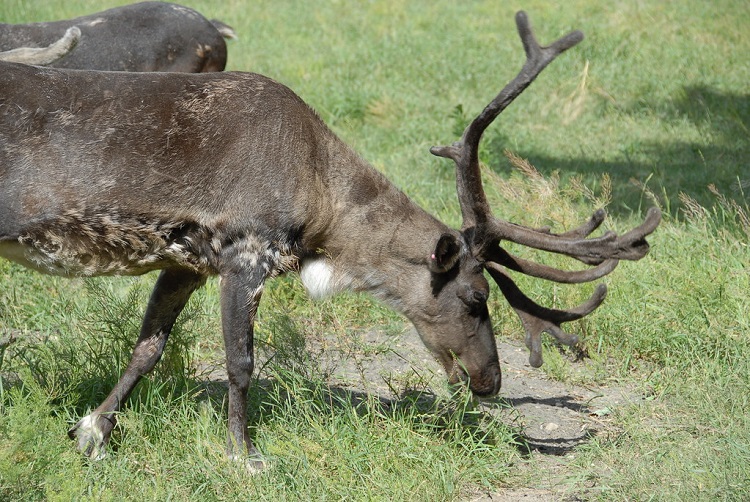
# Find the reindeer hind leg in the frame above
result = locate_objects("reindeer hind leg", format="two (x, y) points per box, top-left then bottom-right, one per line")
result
(68, 268), (206, 459)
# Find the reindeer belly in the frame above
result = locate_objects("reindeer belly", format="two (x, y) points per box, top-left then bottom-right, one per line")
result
(1, 210), (214, 277)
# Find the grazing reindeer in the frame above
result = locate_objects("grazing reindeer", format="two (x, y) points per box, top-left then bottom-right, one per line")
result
(0, 26), (80, 65)
(0, 11), (659, 470)
(0, 2), (236, 72)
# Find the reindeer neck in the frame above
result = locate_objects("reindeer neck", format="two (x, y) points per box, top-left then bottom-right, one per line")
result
(299, 139), (448, 304)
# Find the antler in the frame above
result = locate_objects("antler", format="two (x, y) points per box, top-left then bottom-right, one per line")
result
(485, 262), (607, 367)
(431, 11), (661, 366)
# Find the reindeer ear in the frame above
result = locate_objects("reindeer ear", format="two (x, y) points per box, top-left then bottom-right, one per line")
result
(429, 233), (462, 273)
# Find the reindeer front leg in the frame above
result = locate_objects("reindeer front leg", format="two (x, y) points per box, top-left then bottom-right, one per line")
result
(69, 268), (206, 459)
(219, 261), (270, 473)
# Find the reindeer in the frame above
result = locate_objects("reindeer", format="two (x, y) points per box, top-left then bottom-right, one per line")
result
(0, 26), (80, 65)
(0, 12), (659, 471)
(0, 2), (236, 72)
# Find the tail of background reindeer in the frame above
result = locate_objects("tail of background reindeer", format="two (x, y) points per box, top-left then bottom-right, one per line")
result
(211, 20), (238, 41)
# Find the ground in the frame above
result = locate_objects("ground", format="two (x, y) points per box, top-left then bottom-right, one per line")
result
(2, 315), (637, 500)
(244, 325), (640, 501)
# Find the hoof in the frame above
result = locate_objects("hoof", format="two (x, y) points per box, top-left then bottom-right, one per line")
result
(228, 453), (268, 475)
(68, 414), (107, 460)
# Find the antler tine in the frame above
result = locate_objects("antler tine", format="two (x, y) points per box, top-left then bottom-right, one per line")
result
(490, 208), (606, 242)
(487, 246), (619, 283)
(485, 262), (607, 367)
(485, 205), (661, 264)
(481, 208), (614, 266)
(557, 209), (606, 238)
(430, 11), (584, 229)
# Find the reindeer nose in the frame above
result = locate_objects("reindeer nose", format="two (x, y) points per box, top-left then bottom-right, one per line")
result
(469, 365), (502, 397)
(491, 367), (502, 394)
(482, 365), (502, 396)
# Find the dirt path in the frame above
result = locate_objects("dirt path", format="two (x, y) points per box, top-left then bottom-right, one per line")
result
(301, 327), (639, 501)
(198, 324), (638, 500)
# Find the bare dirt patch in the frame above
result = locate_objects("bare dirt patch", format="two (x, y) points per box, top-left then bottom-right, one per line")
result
(237, 325), (640, 501)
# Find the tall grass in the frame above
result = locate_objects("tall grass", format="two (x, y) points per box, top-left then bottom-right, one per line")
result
(1, 0), (749, 500)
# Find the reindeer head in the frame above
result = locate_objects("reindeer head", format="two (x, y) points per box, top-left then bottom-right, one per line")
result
(401, 231), (501, 397)
(412, 11), (660, 391)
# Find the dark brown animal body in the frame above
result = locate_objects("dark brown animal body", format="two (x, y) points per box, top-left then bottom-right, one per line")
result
(0, 2), (235, 72)
(0, 62), (500, 468)
(0, 12), (658, 471)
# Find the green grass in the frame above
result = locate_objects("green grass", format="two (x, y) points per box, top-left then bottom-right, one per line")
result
(2, 0), (750, 500)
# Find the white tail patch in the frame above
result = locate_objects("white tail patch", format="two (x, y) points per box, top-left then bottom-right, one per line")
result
(300, 256), (347, 300)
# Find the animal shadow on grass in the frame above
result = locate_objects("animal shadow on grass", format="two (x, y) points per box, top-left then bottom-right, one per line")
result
(503, 394), (600, 457)
(1, 280), (611, 463)
(2, 326), (606, 464)
(484, 85), (750, 216)
(200, 371), (524, 454)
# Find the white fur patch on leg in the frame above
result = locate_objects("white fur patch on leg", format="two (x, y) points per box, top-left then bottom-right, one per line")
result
(228, 453), (267, 475)
(70, 414), (107, 460)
